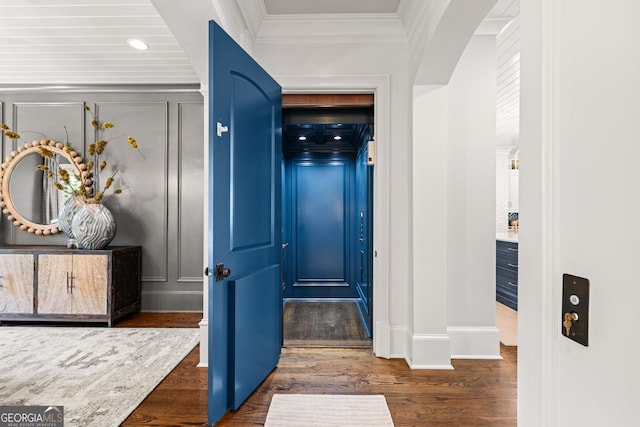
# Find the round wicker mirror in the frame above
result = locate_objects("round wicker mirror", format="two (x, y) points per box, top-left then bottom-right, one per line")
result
(0, 140), (88, 235)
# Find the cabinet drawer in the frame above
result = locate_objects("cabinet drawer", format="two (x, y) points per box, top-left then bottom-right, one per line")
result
(496, 258), (518, 274)
(496, 241), (518, 273)
(497, 268), (518, 290)
(496, 285), (518, 310)
(496, 268), (518, 310)
(496, 240), (519, 260)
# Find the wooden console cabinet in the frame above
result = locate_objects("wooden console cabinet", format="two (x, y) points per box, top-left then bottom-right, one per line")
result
(0, 246), (141, 326)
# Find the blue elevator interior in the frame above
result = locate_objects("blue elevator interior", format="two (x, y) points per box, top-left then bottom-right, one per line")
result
(281, 106), (373, 337)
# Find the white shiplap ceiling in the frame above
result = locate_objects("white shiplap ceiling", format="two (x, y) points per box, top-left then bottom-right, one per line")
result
(0, 0), (518, 86)
(0, 0), (198, 85)
(494, 0), (520, 145)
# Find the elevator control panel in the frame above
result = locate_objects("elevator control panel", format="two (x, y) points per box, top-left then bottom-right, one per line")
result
(562, 274), (590, 346)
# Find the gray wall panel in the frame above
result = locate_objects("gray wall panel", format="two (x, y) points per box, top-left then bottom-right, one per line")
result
(0, 88), (204, 312)
(8, 102), (85, 246)
(96, 101), (169, 283)
(177, 102), (204, 282)
(13, 102), (85, 146)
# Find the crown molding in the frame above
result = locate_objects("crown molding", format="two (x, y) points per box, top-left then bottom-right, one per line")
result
(256, 13), (407, 44)
(234, 0), (266, 44)
(0, 84), (202, 94)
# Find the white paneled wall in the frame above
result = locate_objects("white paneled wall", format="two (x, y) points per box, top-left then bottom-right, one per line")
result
(496, 148), (511, 232)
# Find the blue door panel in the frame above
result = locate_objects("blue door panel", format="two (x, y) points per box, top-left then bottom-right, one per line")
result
(283, 154), (356, 299)
(232, 264), (281, 408)
(296, 162), (346, 281)
(230, 74), (274, 251)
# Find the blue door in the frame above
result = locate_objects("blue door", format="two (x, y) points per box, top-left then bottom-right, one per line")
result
(207, 21), (282, 425)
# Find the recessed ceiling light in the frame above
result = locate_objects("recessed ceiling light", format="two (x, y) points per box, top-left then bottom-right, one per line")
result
(334, 136), (342, 141)
(298, 136), (307, 141)
(127, 39), (148, 50)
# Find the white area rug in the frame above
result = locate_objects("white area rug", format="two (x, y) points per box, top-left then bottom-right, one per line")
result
(0, 327), (199, 427)
(265, 394), (395, 427)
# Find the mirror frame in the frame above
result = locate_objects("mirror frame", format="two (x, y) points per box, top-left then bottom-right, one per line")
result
(0, 140), (88, 235)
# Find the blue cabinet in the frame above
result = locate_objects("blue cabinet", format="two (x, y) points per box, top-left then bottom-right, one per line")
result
(496, 240), (518, 310)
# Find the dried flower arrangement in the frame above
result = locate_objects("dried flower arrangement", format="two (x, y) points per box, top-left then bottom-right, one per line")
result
(1, 105), (142, 203)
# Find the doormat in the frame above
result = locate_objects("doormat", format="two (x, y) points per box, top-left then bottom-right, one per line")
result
(264, 394), (395, 426)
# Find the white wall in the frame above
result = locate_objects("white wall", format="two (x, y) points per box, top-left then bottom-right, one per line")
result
(445, 36), (500, 358)
(411, 35), (501, 365)
(411, 84), (452, 368)
(520, 0), (640, 425)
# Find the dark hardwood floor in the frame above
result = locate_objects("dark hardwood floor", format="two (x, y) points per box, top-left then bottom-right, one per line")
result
(283, 301), (371, 348)
(119, 312), (517, 426)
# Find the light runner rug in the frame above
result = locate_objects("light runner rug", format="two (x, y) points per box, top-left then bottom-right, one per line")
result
(264, 394), (395, 426)
(0, 327), (199, 427)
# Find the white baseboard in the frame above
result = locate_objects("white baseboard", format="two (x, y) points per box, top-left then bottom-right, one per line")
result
(448, 326), (502, 359)
(197, 317), (208, 368)
(406, 333), (453, 369)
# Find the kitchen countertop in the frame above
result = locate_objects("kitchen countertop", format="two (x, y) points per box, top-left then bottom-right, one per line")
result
(496, 231), (519, 243)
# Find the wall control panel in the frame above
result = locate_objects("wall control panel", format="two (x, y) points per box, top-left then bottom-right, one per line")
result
(562, 274), (590, 346)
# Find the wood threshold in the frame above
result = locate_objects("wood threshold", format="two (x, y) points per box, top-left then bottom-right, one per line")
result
(283, 339), (372, 349)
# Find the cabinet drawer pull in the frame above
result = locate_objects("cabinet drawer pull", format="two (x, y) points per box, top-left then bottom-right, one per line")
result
(508, 281), (518, 287)
(507, 263), (518, 268)
(66, 272), (74, 294)
(507, 247), (518, 252)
